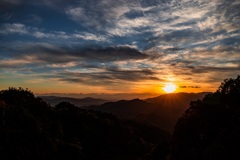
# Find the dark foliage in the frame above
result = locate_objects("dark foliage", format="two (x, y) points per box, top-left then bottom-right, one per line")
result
(172, 75), (240, 160)
(0, 87), (170, 160)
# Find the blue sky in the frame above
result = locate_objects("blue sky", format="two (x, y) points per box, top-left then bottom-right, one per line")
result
(0, 0), (240, 94)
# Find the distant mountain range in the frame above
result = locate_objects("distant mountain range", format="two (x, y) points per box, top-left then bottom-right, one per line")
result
(41, 92), (209, 132)
(37, 92), (157, 101)
(40, 96), (109, 107)
(92, 92), (209, 132)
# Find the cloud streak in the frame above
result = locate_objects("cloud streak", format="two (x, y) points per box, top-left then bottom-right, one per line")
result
(55, 68), (160, 86)
(0, 23), (110, 42)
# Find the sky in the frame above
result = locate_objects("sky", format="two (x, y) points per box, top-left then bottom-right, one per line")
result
(0, 0), (240, 95)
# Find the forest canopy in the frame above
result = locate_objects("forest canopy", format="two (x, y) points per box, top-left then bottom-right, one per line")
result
(172, 75), (240, 160)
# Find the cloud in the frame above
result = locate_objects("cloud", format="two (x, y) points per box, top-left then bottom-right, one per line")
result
(0, 23), (110, 42)
(197, 16), (218, 30)
(0, 42), (149, 68)
(189, 66), (240, 74)
(73, 32), (109, 42)
(0, 59), (31, 68)
(0, 23), (51, 38)
(53, 68), (160, 86)
(0, 23), (28, 34)
(65, 2), (125, 30)
(179, 86), (201, 88)
(32, 31), (52, 38)
(17, 44), (148, 63)
(65, 7), (85, 22)
(47, 62), (78, 68)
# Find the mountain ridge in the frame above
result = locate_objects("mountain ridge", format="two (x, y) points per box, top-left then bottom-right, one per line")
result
(94, 92), (209, 131)
(41, 92), (209, 131)
(40, 96), (109, 107)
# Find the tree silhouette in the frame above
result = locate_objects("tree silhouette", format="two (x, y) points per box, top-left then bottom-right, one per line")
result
(0, 87), (170, 160)
(171, 75), (240, 160)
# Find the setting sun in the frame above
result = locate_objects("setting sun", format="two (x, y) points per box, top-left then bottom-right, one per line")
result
(163, 83), (177, 93)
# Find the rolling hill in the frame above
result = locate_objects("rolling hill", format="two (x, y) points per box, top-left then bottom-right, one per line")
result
(40, 96), (109, 107)
(94, 92), (209, 131)
(41, 92), (209, 131)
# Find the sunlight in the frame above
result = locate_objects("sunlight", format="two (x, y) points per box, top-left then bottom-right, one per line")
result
(163, 83), (177, 93)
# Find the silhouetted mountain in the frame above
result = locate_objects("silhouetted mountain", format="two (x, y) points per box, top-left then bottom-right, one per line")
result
(37, 92), (157, 101)
(40, 96), (109, 107)
(95, 99), (150, 119)
(140, 92), (208, 131)
(145, 92), (209, 104)
(93, 92), (208, 131)
(0, 87), (170, 160)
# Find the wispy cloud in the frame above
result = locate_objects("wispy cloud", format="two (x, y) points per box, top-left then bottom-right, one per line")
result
(0, 59), (31, 68)
(54, 68), (160, 86)
(0, 23), (28, 34)
(0, 23), (110, 42)
(73, 32), (109, 42)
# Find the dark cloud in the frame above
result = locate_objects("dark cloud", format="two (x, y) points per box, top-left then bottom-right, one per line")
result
(163, 29), (203, 43)
(165, 47), (185, 54)
(49, 68), (160, 86)
(179, 86), (201, 88)
(171, 20), (197, 27)
(106, 68), (160, 81)
(147, 29), (206, 52)
(65, 0), (127, 29)
(217, 37), (240, 46)
(191, 66), (240, 74)
(0, 44), (152, 86)
(3, 44), (148, 65)
(76, 47), (148, 62)
(123, 10), (144, 19)
(37, 46), (146, 63)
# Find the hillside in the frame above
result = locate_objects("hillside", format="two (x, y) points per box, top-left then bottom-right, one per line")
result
(0, 88), (170, 160)
(40, 92), (208, 131)
(93, 99), (150, 119)
(95, 92), (208, 131)
(145, 92), (208, 104)
(40, 96), (109, 107)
